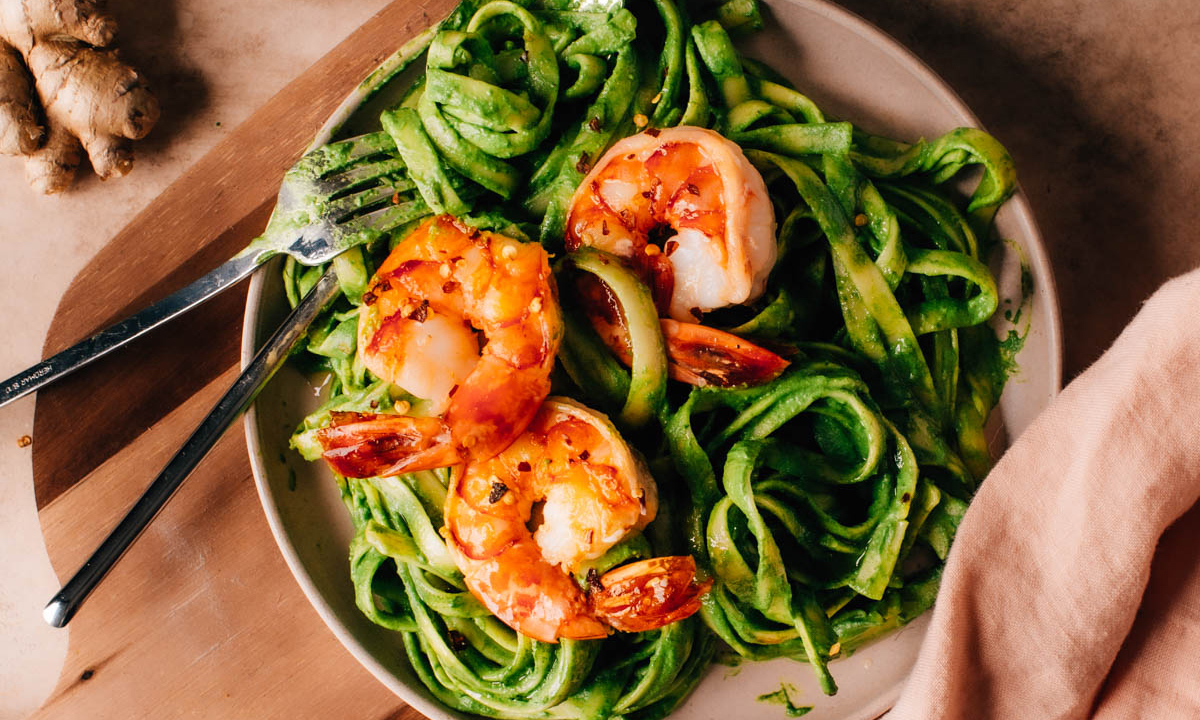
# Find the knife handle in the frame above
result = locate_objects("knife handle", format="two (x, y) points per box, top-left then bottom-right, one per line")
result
(42, 270), (339, 628)
(0, 251), (263, 409)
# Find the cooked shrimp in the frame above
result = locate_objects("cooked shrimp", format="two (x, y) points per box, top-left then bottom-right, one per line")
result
(589, 555), (709, 633)
(565, 127), (787, 387)
(443, 397), (710, 642)
(316, 215), (562, 477)
(315, 413), (460, 479)
(566, 126), (777, 322)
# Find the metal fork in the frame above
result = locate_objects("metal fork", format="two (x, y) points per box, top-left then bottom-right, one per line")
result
(43, 269), (341, 628)
(0, 131), (426, 409)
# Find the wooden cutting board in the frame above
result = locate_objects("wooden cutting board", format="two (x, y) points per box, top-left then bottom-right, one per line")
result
(28, 1), (455, 717)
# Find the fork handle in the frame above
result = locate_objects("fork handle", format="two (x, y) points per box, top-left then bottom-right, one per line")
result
(43, 270), (340, 628)
(0, 251), (263, 409)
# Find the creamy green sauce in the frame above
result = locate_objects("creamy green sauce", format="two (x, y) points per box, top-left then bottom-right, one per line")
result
(756, 683), (812, 717)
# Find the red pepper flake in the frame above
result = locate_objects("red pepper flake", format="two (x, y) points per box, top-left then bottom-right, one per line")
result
(576, 151), (592, 174)
(361, 290), (377, 306)
(442, 280), (460, 294)
(488, 481), (510, 503)
(407, 299), (429, 323)
(588, 117), (602, 133)
(578, 449), (590, 461)
(641, 189), (654, 199)
(601, 220), (609, 236)
(586, 568), (604, 593)
(448, 384), (459, 397)
(690, 307), (703, 321)
(901, 493), (912, 503)
(369, 400), (379, 409)
(665, 240), (678, 256)
(645, 127), (661, 137)
(391, 192), (400, 205)
(517, 461), (531, 473)
(686, 183), (700, 195)
(17, 435), (32, 448)
(626, 153), (635, 160)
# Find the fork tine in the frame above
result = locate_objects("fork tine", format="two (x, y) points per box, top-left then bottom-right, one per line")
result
(343, 198), (431, 235)
(292, 131), (396, 180)
(264, 132), (423, 265)
(319, 157), (407, 197)
(325, 179), (418, 221)
(327, 131), (395, 162)
(287, 198), (430, 265)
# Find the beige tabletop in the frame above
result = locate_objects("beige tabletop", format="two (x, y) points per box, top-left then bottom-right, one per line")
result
(1, 0), (1197, 718)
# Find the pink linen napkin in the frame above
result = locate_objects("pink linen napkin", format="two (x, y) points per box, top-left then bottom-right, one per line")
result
(889, 269), (1200, 719)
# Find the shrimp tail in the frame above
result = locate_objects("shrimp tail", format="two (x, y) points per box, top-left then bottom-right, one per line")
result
(316, 413), (462, 478)
(590, 556), (713, 633)
(661, 319), (790, 387)
(579, 276), (789, 388)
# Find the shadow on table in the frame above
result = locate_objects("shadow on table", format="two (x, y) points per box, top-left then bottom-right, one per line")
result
(836, 0), (1197, 380)
(92, 0), (211, 173)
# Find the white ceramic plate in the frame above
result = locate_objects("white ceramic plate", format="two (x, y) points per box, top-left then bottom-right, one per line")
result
(241, 1), (1063, 718)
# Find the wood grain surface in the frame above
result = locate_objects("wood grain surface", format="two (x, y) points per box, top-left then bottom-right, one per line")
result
(29, 0), (453, 717)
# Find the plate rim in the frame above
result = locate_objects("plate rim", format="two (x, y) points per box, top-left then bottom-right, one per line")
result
(240, 1), (1064, 717)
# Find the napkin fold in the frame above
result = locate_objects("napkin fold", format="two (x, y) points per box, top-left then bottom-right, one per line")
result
(890, 269), (1200, 719)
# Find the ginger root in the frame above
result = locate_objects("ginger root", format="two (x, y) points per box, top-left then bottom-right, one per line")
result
(0, 0), (160, 193)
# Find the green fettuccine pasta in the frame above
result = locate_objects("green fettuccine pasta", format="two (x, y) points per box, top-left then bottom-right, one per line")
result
(277, 0), (1027, 715)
